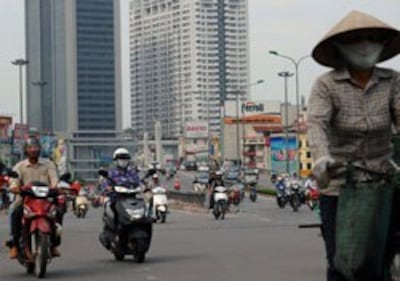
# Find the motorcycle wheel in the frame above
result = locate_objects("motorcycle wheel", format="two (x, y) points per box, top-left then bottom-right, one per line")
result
(114, 252), (125, 261)
(306, 199), (316, 211)
(213, 209), (220, 220)
(219, 202), (226, 220)
(34, 232), (50, 278)
(290, 194), (301, 212)
(26, 262), (35, 274)
(134, 239), (146, 263)
(160, 212), (167, 223)
(250, 191), (257, 202)
(276, 196), (285, 208)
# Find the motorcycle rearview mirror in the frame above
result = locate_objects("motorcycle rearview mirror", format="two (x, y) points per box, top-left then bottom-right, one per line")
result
(7, 170), (19, 178)
(98, 169), (108, 178)
(59, 172), (71, 182)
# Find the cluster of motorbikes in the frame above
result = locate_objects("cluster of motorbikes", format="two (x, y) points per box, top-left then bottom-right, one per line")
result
(192, 167), (259, 220)
(1, 164), (172, 278)
(272, 173), (319, 212)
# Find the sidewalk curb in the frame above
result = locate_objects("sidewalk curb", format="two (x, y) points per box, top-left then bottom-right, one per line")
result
(169, 200), (208, 214)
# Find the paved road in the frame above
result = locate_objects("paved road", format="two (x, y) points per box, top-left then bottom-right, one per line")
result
(0, 193), (324, 280)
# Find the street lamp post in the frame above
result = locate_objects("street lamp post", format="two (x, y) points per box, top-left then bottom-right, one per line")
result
(269, 51), (310, 123)
(11, 59), (29, 124)
(269, 51), (310, 175)
(278, 71), (294, 174)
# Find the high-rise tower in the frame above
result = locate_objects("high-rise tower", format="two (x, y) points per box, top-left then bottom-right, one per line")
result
(129, 0), (249, 138)
(25, 0), (122, 134)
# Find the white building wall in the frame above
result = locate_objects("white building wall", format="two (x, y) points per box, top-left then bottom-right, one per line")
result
(129, 0), (249, 138)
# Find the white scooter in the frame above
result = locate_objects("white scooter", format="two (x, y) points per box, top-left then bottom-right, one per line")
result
(152, 186), (168, 223)
(213, 186), (228, 220)
(74, 189), (89, 218)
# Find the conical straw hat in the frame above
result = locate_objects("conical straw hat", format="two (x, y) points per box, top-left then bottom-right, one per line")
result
(312, 10), (400, 68)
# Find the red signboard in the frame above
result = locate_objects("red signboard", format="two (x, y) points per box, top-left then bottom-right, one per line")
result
(264, 136), (271, 147)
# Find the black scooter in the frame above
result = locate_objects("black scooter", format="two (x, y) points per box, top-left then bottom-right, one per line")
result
(98, 170), (152, 263)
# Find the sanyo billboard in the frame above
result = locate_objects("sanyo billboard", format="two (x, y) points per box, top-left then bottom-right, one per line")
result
(184, 121), (209, 139)
(225, 100), (281, 117)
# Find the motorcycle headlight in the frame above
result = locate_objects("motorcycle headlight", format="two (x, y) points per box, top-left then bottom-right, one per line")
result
(126, 208), (145, 220)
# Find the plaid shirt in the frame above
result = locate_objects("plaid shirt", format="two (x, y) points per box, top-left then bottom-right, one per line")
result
(307, 67), (400, 194)
(102, 166), (140, 192)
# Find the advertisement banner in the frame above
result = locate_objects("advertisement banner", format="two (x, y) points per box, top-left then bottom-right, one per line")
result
(225, 100), (281, 117)
(184, 121), (208, 139)
(0, 125), (8, 140)
(14, 123), (29, 139)
(270, 135), (298, 174)
(40, 135), (57, 158)
(0, 116), (12, 140)
(53, 139), (68, 175)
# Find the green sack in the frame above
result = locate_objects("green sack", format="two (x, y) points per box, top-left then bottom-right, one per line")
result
(335, 181), (394, 281)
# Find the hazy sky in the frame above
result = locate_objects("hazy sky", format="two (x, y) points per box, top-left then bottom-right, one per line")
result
(1, 0), (400, 128)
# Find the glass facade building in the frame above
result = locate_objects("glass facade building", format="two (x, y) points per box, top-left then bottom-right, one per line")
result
(25, 0), (122, 134)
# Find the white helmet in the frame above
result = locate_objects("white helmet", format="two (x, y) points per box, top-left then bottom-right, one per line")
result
(113, 147), (131, 160)
(113, 148), (130, 169)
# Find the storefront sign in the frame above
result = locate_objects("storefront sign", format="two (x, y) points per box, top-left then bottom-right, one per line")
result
(185, 121), (209, 138)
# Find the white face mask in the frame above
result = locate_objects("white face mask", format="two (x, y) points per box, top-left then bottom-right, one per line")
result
(117, 159), (129, 168)
(335, 40), (384, 70)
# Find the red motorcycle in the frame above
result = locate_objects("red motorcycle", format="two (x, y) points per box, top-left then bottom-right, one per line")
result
(228, 187), (241, 213)
(305, 188), (320, 211)
(13, 181), (62, 278)
(0, 174), (11, 210)
(173, 179), (181, 190)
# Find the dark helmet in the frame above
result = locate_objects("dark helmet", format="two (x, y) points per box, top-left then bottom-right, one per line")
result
(24, 136), (41, 157)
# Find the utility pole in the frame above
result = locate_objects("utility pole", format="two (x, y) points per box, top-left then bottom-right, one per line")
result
(11, 59), (29, 124)
(278, 71), (294, 174)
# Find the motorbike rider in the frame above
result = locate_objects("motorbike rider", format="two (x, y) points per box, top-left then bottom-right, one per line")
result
(144, 173), (163, 216)
(7, 136), (61, 259)
(208, 170), (224, 209)
(102, 148), (141, 228)
(274, 175), (285, 188)
(304, 174), (318, 191)
(147, 173), (161, 189)
(69, 180), (82, 211)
